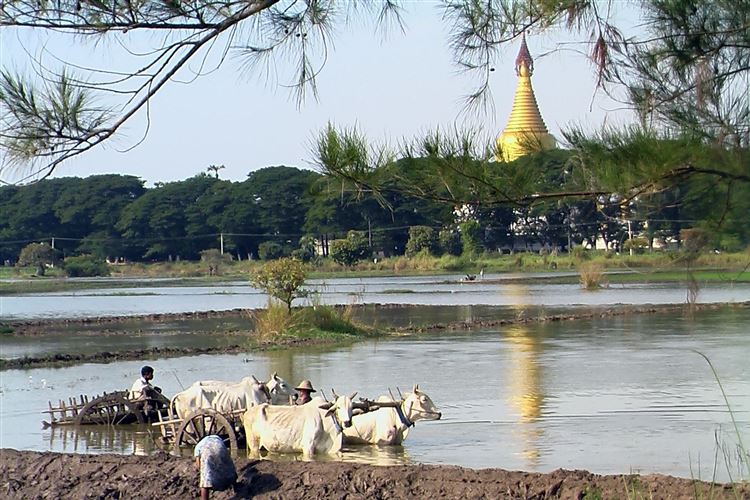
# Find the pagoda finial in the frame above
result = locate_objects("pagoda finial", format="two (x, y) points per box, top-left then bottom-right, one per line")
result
(515, 32), (534, 77)
(496, 32), (555, 162)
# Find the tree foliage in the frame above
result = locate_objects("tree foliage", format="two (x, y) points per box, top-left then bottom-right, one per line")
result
(199, 248), (229, 276)
(17, 242), (58, 275)
(115, 174), (219, 260)
(258, 241), (285, 261)
(251, 257), (308, 314)
(405, 226), (438, 257)
(307, 1), (749, 242)
(3, 156), (749, 265)
(439, 228), (462, 256)
(459, 220), (483, 256)
(63, 254), (110, 277)
(329, 230), (370, 266)
(2, 0), (748, 209)
(0, 1), (404, 181)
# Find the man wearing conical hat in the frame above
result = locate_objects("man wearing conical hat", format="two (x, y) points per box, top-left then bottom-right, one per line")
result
(294, 379), (316, 405)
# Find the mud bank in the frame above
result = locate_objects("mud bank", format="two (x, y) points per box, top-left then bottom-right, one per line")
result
(391, 302), (750, 333)
(2, 449), (747, 499)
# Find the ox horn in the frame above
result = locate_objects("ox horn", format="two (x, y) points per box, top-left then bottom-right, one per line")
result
(331, 388), (339, 399)
(349, 391), (358, 400)
(272, 371), (278, 379)
(413, 384), (420, 394)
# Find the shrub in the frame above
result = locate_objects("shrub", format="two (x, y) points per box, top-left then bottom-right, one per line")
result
(718, 234), (743, 252)
(291, 235), (317, 263)
(251, 257), (308, 313)
(17, 243), (59, 276)
(251, 299), (295, 340)
(63, 255), (110, 277)
(258, 241), (285, 261)
(439, 229), (462, 256)
(439, 254), (472, 272)
(578, 262), (605, 290)
(329, 231), (370, 266)
(622, 236), (649, 253)
(459, 220), (483, 256)
(199, 248), (230, 276)
(295, 304), (361, 336)
(405, 226), (437, 256)
(570, 246), (590, 261)
(681, 227), (710, 257)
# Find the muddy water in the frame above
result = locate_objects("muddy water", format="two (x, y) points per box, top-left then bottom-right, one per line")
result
(3, 275), (750, 319)
(2, 307), (749, 481)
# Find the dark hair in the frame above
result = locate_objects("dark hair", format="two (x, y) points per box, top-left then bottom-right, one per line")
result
(141, 365), (154, 377)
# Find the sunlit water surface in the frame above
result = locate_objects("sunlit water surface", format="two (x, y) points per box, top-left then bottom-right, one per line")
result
(1, 307), (749, 481)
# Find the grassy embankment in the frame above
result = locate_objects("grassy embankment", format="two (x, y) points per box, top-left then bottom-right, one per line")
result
(249, 297), (378, 348)
(2, 250), (749, 295)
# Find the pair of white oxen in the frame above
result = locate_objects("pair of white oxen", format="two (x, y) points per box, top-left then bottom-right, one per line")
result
(170, 373), (442, 458)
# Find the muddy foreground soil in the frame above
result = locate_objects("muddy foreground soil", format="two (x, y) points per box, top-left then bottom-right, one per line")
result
(2, 449), (748, 499)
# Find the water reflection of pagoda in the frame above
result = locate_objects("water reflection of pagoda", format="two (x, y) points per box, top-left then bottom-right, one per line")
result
(503, 283), (545, 466)
(497, 34), (556, 162)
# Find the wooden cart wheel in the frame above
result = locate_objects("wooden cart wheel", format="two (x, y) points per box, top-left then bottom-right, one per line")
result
(74, 391), (145, 426)
(174, 409), (238, 452)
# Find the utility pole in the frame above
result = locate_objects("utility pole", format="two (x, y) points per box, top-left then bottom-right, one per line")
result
(220, 233), (224, 255)
(627, 220), (633, 256)
(51, 237), (55, 249)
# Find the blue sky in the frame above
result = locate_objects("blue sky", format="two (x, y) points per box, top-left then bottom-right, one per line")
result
(1, 3), (637, 186)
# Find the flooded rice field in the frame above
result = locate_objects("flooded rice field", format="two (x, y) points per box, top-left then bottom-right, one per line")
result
(2, 304), (749, 482)
(3, 274), (750, 319)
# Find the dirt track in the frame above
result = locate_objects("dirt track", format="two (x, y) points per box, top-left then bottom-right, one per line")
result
(2, 449), (748, 499)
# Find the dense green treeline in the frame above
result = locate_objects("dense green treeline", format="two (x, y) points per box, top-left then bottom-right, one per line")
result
(0, 166), (452, 263)
(1, 155), (748, 265)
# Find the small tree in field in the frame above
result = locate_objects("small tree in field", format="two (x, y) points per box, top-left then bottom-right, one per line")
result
(251, 258), (308, 314)
(459, 221), (483, 256)
(200, 248), (229, 276)
(63, 255), (110, 277)
(405, 226), (437, 256)
(329, 231), (369, 266)
(258, 241), (285, 261)
(17, 243), (58, 276)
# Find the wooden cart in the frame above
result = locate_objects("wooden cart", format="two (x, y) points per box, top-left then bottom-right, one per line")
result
(151, 398), (388, 453)
(43, 390), (169, 427)
(152, 407), (244, 453)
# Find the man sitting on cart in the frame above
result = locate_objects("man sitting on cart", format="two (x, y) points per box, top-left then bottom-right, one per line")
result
(129, 365), (166, 414)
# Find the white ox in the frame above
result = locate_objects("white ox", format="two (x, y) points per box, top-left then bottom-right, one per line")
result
(243, 392), (356, 458)
(170, 375), (270, 420)
(187, 373), (294, 406)
(264, 373), (295, 405)
(343, 385), (441, 445)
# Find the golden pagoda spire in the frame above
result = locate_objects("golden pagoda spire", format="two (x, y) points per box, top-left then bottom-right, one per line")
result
(497, 33), (556, 162)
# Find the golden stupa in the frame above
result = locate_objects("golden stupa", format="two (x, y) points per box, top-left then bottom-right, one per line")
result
(497, 34), (556, 162)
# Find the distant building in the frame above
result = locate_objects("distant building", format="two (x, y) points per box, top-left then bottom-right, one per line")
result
(496, 34), (556, 162)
